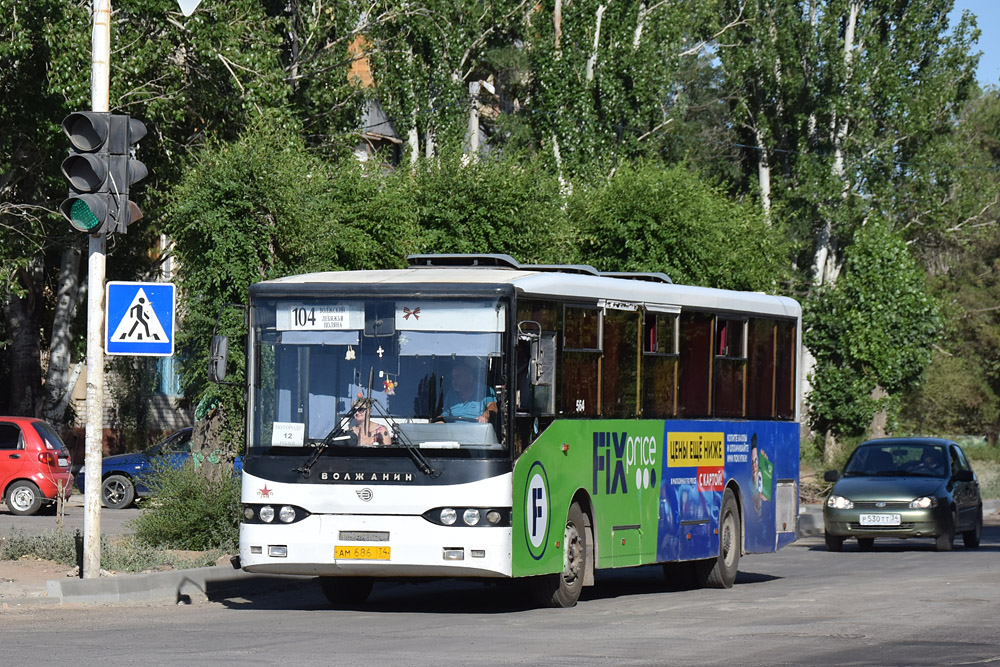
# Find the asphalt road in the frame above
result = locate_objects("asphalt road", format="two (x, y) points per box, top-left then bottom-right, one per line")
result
(0, 494), (139, 537)
(4, 525), (999, 667)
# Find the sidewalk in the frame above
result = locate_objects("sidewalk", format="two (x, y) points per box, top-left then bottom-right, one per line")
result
(0, 558), (312, 607)
(3, 501), (998, 607)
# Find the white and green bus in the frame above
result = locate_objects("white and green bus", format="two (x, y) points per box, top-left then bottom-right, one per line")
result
(218, 254), (801, 607)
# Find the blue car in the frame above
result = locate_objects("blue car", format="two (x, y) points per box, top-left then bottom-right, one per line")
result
(75, 428), (242, 509)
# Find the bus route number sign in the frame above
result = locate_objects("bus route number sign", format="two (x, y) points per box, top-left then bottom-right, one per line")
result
(277, 302), (363, 330)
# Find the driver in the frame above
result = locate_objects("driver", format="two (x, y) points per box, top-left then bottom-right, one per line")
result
(916, 449), (945, 475)
(440, 361), (497, 423)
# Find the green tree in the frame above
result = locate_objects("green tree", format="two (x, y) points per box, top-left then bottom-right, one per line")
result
(166, 114), (418, 422)
(574, 161), (788, 291)
(408, 149), (570, 263)
(716, 0), (979, 283)
(805, 221), (941, 450)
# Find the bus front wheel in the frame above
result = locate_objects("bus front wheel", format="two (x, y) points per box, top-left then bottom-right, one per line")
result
(319, 576), (374, 607)
(529, 501), (588, 608)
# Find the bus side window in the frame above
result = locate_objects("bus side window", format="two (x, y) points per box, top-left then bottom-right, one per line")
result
(562, 305), (601, 417)
(642, 311), (678, 417)
(775, 320), (797, 420)
(678, 312), (712, 417)
(714, 317), (747, 418)
(602, 309), (639, 417)
(747, 318), (777, 419)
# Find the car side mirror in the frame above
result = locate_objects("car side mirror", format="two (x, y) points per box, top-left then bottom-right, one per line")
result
(953, 469), (974, 483)
(823, 470), (840, 483)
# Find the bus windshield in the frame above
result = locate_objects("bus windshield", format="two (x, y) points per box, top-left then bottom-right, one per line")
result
(251, 296), (508, 458)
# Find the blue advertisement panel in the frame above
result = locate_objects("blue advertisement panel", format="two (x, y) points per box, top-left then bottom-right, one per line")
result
(656, 420), (799, 563)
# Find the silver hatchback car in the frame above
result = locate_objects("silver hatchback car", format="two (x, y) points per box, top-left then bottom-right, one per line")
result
(822, 437), (982, 552)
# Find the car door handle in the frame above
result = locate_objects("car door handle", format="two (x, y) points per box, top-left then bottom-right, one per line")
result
(7, 454), (20, 459)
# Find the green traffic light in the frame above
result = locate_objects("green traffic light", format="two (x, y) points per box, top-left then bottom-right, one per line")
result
(69, 198), (101, 231)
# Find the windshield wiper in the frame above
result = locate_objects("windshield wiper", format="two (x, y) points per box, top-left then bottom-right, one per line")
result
(297, 368), (439, 478)
(369, 396), (439, 478)
(296, 397), (361, 476)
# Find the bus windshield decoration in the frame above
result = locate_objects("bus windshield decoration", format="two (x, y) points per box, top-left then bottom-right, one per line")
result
(230, 255), (801, 609)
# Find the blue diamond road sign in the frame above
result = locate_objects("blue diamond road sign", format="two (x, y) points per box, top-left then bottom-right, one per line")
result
(105, 281), (175, 356)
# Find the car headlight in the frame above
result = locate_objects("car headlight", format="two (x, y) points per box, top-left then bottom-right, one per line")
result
(826, 495), (853, 510)
(909, 496), (938, 509)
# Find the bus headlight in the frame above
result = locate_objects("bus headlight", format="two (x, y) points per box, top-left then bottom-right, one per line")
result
(259, 505), (275, 523)
(423, 507), (511, 527)
(279, 505), (297, 523)
(244, 507), (255, 521)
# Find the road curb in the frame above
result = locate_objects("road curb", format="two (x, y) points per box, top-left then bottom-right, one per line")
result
(44, 565), (313, 605)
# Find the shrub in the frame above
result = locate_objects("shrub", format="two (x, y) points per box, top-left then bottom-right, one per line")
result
(130, 460), (241, 552)
(0, 530), (222, 572)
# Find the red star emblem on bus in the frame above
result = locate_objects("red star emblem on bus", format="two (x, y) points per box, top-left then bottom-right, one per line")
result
(258, 485), (273, 498)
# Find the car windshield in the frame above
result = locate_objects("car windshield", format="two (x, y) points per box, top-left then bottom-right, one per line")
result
(843, 443), (948, 478)
(250, 296), (508, 459)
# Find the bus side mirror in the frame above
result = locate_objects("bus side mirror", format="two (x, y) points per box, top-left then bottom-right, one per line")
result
(209, 334), (229, 383)
(530, 332), (556, 415)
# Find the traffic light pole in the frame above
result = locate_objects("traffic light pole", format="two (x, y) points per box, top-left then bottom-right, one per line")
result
(83, 0), (111, 579)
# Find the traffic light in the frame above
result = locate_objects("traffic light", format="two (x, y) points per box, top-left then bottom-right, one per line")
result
(60, 112), (148, 235)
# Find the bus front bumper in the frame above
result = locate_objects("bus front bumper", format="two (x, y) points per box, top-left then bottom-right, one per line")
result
(239, 513), (513, 578)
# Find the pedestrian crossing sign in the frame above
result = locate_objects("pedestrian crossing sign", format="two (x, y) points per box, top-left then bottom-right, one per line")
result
(105, 281), (176, 356)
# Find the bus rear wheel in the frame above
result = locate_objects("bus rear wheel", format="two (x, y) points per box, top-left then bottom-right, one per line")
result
(530, 501), (588, 608)
(319, 576), (374, 607)
(698, 488), (741, 589)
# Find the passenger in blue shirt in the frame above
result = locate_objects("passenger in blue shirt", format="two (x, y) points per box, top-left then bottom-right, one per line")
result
(440, 361), (497, 423)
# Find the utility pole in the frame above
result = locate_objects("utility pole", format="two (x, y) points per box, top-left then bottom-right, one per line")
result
(83, 0), (111, 579)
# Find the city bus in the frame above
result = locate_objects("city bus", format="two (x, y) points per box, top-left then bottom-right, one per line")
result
(214, 254), (801, 607)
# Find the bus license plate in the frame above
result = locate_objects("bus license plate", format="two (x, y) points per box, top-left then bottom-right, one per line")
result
(859, 513), (901, 526)
(335, 545), (390, 560)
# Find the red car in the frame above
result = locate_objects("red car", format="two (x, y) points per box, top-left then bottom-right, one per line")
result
(0, 417), (74, 516)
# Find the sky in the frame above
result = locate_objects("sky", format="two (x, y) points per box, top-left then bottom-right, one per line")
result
(950, 0), (999, 88)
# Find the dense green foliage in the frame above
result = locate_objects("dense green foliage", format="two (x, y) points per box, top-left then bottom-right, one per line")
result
(574, 161), (788, 290)
(1, 1), (998, 455)
(805, 221), (941, 437)
(130, 461), (242, 551)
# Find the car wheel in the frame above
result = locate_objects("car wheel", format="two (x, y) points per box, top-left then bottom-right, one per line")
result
(935, 511), (956, 552)
(5, 480), (43, 516)
(101, 474), (136, 510)
(530, 501), (588, 608)
(857, 537), (875, 551)
(824, 532), (844, 552)
(319, 577), (373, 607)
(962, 506), (982, 549)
